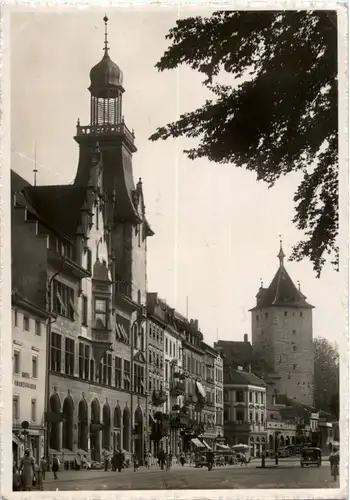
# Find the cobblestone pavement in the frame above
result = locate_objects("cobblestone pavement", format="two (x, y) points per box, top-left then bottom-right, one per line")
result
(42, 460), (340, 491)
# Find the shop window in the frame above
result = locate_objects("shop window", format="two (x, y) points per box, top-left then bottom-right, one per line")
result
(51, 332), (62, 372)
(23, 315), (30, 332)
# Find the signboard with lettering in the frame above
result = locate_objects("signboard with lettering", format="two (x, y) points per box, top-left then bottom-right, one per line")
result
(14, 380), (36, 390)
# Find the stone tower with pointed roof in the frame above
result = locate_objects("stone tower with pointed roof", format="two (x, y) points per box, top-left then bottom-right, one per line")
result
(250, 242), (314, 406)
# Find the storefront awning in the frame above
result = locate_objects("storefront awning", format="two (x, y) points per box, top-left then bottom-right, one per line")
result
(196, 381), (206, 398)
(13, 433), (24, 446)
(191, 438), (205, 448)
(217, 443), (230, 450)
(201, 440), (211, 450)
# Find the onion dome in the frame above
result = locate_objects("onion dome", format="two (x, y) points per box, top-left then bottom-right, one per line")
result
(89, 16), (124, 98)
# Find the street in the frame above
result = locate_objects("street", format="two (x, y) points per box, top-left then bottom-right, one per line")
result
(42, 459), (340, 491)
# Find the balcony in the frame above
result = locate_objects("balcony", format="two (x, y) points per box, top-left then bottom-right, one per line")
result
(170, 382), (186, 397)
(91, 329), (114, 344)
(76, 122), (136, 152)
(152, 390), (167, 407)
(169, 413), (189, 429)
(115, 277), (132, 299)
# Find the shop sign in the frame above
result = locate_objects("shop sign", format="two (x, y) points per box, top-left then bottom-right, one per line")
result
(14, 380), (36, 390)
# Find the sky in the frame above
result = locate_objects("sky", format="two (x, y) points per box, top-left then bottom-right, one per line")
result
(10, 8), (345, 347)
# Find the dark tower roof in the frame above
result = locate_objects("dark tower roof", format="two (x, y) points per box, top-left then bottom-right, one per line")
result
(250, 241), (314, 310)
(89, 16), (124, 98)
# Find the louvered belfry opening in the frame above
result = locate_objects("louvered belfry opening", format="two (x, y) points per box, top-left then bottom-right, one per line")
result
(90, 93), (123, 126)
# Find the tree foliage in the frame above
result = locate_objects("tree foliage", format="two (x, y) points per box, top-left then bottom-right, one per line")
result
(313, 337), (339, 416)
(150, 11), (338, 276)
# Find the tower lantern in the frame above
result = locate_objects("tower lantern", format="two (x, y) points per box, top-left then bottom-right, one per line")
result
(88, 16), (124, 126)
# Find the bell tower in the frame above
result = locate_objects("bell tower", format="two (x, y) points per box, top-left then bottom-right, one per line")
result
(73, 16), (153, 306)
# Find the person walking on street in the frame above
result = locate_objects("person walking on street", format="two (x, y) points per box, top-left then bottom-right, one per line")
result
(38, 456), (47, 490)
(19, 449), (36, 491)
(206, 449), (215, 471)
(51, 454), (60, 480)
(132, 452), (139, 472)
(158, 448), (166, 470)
(103, 450), (110, 471)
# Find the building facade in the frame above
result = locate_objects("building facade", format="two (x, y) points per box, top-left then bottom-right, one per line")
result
(201, 343), (219, 448)
(214, 352), (224, 440)
(223, 367), (267, 457)
(11, 17), (152, 466)
(12, 293), (52, 464)
(250, 242), (314, 406)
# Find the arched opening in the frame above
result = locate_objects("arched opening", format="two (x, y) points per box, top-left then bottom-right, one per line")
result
(292, 436), (295, 445)
(134, 406), (143, 463)
(268, 434), (274, 451)
(90, 399), (101, 461)
(49, 393), (61, 451)
(286, 435), (290, 446)
(102, 404), (111, 450)
(122, 407), (130, 452)
(280, 435), (285, 447)
(62, 396), (74, 451)
(113, 406), (121, 451)
(78, 399), (88, 451)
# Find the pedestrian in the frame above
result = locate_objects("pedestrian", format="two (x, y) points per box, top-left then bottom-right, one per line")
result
(13, 462), (20, 491)
(158, 448), (165, 470)
(180, 452), (186, 467)
(39, 456), (47, 481)
(102, 450), (110, 471)
(18, 449), (36, 491)
(206, 449), (214, 471)
(132, 452), (139, 472)
(115, 448), (124, 472)
(51, 454), (60, 480)
(144, 451), (151, 470)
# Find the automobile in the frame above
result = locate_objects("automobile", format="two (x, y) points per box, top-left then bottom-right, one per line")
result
(300, 447), (322, 468)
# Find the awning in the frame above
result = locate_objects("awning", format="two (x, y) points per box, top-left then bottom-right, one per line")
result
(191, 438), (205, 448)
(116, 322), (129, 342)
(13, 433), (24, 446)
(196, 381), (206, 398)
(201, 440), (211, 450)
(217, 443), (230, 450)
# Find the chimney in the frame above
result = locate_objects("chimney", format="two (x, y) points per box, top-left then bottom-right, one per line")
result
(244, 333), (248, 343)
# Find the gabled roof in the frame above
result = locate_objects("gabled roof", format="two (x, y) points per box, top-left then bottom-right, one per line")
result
(250, 243), (314, 310)
(225, 367), (267, 387)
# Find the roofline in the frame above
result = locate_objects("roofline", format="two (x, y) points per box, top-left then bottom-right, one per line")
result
(12, 292), (56, 320)
(249, 303), (315, 311)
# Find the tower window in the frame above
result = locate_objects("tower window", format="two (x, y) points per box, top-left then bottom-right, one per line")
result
(293, 345), (297, 352)
(284, 311), (288, 317)
(292, 330), (296, 335)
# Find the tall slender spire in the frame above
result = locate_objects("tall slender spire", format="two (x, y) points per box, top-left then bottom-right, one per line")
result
(33, 141), (38, 186)
(103, 14), (109, 55)
(277, 236), (285, 267)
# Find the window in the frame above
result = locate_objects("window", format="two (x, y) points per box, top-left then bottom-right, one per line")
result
(86, 248), (92, 272)
(13, 396), (19, 420)
(284, 311), (288, 317)
(255, 392), (258, 403)
(23, 315), (30, 331)
(95, 298), (108, 328)
(236, 410), (244, 422)
(115, 357), (122, 388)
(134, 364), (144, 394)
(165, 338), (168, 354)
(249, 391), (252, 403)
(133, 324), (138, 348)
(300, 311), (303, 317)
(90, 359), (95, 382)
(292, 329), (296, 335)
(13, 351), (20, 374)
(32, 356), (38, 378)
(249, 412), (253, 422)
(293, 364), (297, 370)
(14, 310), (18, 327)
(255, 413), (259, 424)
(99, 354), (112, 385)
(107, 353), (112, 385)
(293, 345), (297, 352)
(124, 360), (131, 391)
(51, 332), (62, 372)
(236, 390), (244, 403)
(53, 280), (75, 320)
(31, 399), (36, 422)
(165, 361), (169, 382)
(261, 392), (264, 404)
(82, 296), (88, 326)
(64, 338), (75, 375)
(79, 343), (90, 379)
(35, 320), (41, 336)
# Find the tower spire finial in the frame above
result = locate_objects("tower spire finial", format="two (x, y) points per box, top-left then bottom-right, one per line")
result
(103, 14), (109, 55)
(277, 235), (285, 267)
(33, 141), (38, 186)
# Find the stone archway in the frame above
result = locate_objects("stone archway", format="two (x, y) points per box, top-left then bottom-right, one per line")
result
(102, 403), (111, 450)
(286, 435), (290, 446)
(49, 393), (61, 451)
(292, 436), (296, 445)
(90, 399), (101, 461)
(268, 434), (274, 452)
(78, 399), (88, 451)
(123, 407), (130, 452)
(280, 435), (285, 447)
(62, 396), (74, 451)
(134, 406), (143, 463)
